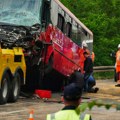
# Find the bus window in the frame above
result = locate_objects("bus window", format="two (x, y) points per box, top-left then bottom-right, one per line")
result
(57, 14), (65, 32)
(66, 22), (72, 38)
(82, 28), (87, 36)
(77, 28), (82, 47)
(72, 21), (78, 44)
(42, 1), (51, 27)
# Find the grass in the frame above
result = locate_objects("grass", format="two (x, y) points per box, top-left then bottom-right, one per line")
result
(94, 71), (114, 80)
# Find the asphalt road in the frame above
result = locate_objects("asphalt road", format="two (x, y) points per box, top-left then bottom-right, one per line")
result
(0, 79), (120, 120)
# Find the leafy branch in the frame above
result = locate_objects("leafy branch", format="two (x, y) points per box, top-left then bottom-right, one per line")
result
(79, 100), (120, 112)
(76, 100), (120, 114)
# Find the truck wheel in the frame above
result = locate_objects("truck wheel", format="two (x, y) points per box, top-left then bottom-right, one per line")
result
(8, 73), (21, 102)
(0, 73), (10, 105)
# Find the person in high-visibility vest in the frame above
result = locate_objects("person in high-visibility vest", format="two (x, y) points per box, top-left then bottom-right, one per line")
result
(78, 42), (90, 72)
(46, 83), (92, 120)
(115, 44), (120, 87)
(81, 42), (95, 63)
(91, 52), (95, 63)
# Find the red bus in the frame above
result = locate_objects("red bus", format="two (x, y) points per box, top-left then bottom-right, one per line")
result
(0, 0), (93, 91)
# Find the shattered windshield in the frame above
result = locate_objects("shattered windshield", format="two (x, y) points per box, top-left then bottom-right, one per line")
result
(0, 0), (42, 26)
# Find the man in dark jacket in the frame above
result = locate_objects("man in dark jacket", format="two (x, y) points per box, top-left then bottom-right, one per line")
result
(83, 52), (99, 93)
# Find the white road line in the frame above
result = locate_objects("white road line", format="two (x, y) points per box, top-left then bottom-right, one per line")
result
(0, 109), (27, 115)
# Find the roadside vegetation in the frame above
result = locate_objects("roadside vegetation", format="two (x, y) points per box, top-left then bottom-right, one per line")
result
(94, 71), (114, 80)
(60, 0), (120, 66)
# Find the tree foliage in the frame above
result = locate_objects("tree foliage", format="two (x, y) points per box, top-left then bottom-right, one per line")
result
(60, 0), (120, 66)
(79, 100), (120, 112)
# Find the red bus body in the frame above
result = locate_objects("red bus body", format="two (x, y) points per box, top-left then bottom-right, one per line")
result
(39, 0), (93, 77)
(40, 25), (83, 76)
(0, 0), (93, 91)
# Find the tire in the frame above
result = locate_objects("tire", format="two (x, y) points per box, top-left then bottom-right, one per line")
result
(8, 73), (21, 102)
(0, 73), (10, 105)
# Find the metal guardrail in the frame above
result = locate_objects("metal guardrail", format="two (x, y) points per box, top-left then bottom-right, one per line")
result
(93, 66), (115, 72)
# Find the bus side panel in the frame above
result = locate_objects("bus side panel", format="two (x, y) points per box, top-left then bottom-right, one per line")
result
(51, 27), (81, 76)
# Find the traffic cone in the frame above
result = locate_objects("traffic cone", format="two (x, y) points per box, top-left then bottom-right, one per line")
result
(28, 109), (34, 120)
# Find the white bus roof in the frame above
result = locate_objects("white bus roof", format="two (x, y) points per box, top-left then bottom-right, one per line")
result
(54, 0), (93, 36)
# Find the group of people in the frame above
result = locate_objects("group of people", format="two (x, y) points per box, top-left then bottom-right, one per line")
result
(69, 42), (98, 93)
(46, 42), (98, 120)
(82, 42), (99, 93)
(46, 43), (120, 120)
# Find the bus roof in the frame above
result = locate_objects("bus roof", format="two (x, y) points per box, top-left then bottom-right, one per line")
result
(54, 0), (93, 36)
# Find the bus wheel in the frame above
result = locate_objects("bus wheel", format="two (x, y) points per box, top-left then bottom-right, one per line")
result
(8, 73), (21, 102)
(0, 73), (10, 105)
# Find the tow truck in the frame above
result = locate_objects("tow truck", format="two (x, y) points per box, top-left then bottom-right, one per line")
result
(0, 46), (26, 104)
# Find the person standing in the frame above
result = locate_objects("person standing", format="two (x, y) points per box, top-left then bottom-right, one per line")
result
(83, 52), (98, 93)
(115, 44), (120, 87)
(78, 42), (90, 73)
(46, 83), (92, 120)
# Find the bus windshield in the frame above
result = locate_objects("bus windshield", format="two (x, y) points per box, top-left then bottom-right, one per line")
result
(0, 0), (42, 26)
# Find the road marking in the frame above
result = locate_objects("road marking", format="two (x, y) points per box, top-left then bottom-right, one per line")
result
(0, 109), (27, 115)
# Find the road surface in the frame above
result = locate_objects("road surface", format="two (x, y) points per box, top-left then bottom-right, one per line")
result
(0, 79), (120, 120)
